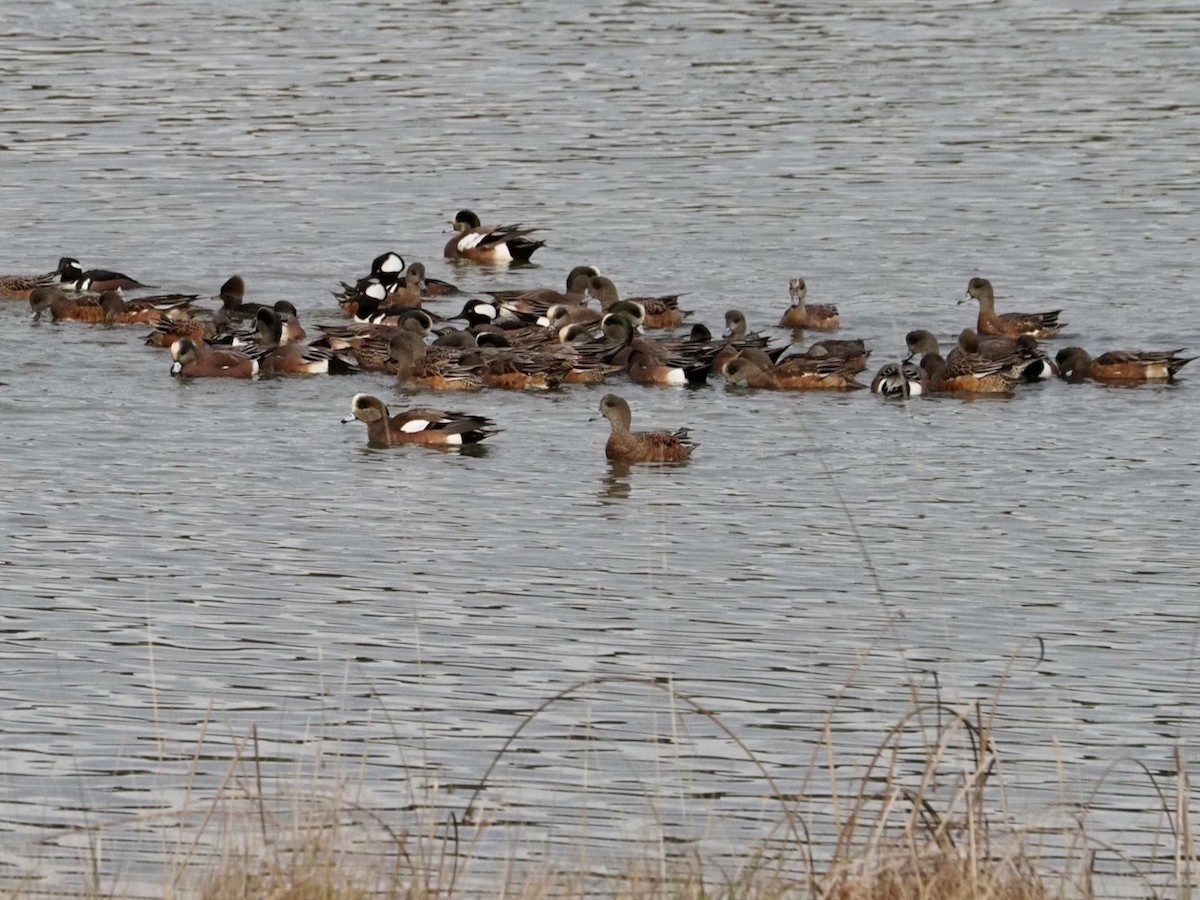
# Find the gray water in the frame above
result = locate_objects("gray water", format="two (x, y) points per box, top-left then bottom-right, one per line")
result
(1, 1), (1198, 896)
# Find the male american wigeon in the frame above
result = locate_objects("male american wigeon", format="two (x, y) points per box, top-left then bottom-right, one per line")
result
(585, 276), (690, 329)
(254, 309), (358, 375)
(870, 360), (928, 398)
(597, 393), (695, 463)
(443, 209), (545, 264)
(56, 257), (147, 292)
(1, 267), (58, 300)
(1055, 347), (1195, 383)
(343, 393), (497, 448)
(779, 277), (839, 331)
(962, 277), (1063, 338)
(169, 338), (258, 379)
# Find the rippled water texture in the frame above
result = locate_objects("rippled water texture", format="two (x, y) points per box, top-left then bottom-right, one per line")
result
(1, 1), (1198, 895)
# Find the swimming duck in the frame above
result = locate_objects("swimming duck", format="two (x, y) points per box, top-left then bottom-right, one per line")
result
(343, 393), (497, 448)
(962, 277), (1063, 338)
(443, 209), (545, 264)
(597, 393), (695, 463)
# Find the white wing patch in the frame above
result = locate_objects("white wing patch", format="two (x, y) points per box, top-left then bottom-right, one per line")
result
(665, 368), (687, 385)
(400, 418), (431, 433)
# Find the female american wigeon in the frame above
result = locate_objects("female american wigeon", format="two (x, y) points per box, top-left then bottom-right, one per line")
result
(597, 393), (695, 463)
(486, 265), (599, 308)
(924, 330), (1022, 394)
(99, 289), (195, 325)
(724, 349), (864, 391)
(906, 328), (1054, 382)
(962, 277), (1063, 338)
(56, 257), (146, 292)
(443, 209), (545, 264)
(343, 393), (497, 448)
(1, 267), (58, 300)
(387, 332), (484, 391)
(586, 276), (690, 329)
(144, 308), (216, 348)
(1055, 347), (1195, 383)
(779, 277), (839, 331)
(30, 286), (105, 322)
(169, 338), (258, 379)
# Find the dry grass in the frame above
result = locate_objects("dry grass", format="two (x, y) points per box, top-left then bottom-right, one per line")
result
(4, 677), (1194, 899)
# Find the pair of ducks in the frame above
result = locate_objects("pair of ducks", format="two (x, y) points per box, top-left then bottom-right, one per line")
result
(343, 391), (694, 464)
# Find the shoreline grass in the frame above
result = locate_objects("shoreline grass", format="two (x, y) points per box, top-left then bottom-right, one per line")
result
(3, 676), (1192, 899)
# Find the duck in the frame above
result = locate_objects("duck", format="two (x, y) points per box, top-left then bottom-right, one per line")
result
(586, 275), (690, 329)
(99, 289), (196, 325)
(779, 277), (839, 331)
(211, 275), (271, 328)
(962, 277), (1063, 338)
(169, 338), (258, 379)
(144, 307), (218, 348)
(443, 209), (545, 263)
(918, 330), (1022, 394)
(387, 332), (485, 391)
(1055, 347), (1195, 383)
(724, 348), (864, 391)
(31, 286), (105, 323)
(342, 393), (496, 448)
(485, 265), (599, 308)
(55, 257), (147, 292)
(254, 308), (359, 375)
(597, 394), (695, 463)
(870, 360), (927, 398)
(906, 328), (1054, 382)
(1, 267), (59, 300)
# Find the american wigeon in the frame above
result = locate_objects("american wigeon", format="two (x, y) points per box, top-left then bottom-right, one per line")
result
(30, 286), (104, 322)
(779, 277), (839, 331)
(547, 303), (602, 332)
(486, 265), (599, 308)
(586, 276), (690, 329)
(99, 289), (195, 325)
(924, 330), (1021, 393)
(169, 338), (258, 379)
(56, 257), (146, 292)
(387, 332), (484, 391)
(457, 346), (571, 391)
(597, 393), (695, 463)
(1, 268), (58, 300)
(1055, 347), (1195, 383)
(443, 209), (545, 263)
(906, 328), (1054, 382)
(144, 308), (216, 348)
(343, 393), (497, 448)
(255, 309), (359, 375)
(724, 349), (864, 390)
(962, 277), (1063, 338)
(870, 360), (927, 398)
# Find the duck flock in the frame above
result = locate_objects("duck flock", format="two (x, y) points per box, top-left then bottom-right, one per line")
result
(4, 209), (1195, 463)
